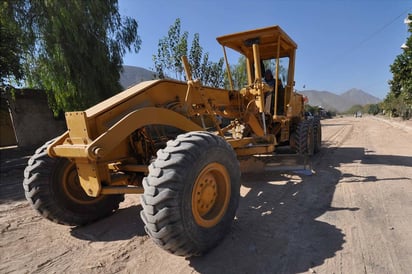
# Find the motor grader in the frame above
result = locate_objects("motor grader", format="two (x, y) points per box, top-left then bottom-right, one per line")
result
(23, 25), (321, 257)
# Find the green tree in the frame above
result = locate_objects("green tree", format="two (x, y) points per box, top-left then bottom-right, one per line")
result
(263, 59), (287, 84)
(4, 0), (141, 115)
(305, 104), (318, 115)
(189, 33), (203, 80)
(385, 13), (412, 118)
(0, 1), (24, 85)
(225, 56), (248, 90)
(153, 18), (188, 80)
(199, 52), (225, 88)
(346, 104), (363, 114)
(364, 104), (381, 115)
(224, 56), (289, 90)
(153, 18), (225, 87)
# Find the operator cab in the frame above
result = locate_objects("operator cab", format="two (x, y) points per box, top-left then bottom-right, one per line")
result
(217, 25), (297, 120)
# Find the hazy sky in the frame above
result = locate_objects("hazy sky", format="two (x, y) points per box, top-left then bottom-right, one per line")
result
(119, 0), (411, 99)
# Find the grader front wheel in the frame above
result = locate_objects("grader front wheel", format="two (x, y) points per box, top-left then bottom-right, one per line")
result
(191, 162), (231, 228)
(140, 131), (240, 257)
(23, 140), (124, 226)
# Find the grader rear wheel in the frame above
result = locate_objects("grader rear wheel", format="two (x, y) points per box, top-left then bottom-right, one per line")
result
(295, 120), (315, 155)
(23, 140), (124, 226)
(307, 122), (315, 155)
(140, 131), (240, 257)
(313, 117), (322, 153)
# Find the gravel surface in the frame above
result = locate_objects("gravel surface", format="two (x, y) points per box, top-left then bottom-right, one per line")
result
(1, 115), (411, 273)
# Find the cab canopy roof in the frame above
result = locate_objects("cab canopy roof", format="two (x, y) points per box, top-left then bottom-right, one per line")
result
(216, 25), (297, 60)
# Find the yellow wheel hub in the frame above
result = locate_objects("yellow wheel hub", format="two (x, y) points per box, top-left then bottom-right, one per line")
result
(62, 161), (97, 204)
(192, 163), (231, 228)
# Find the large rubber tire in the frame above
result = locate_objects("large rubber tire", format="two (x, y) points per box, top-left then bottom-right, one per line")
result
(140, 131), (240, 257)
(295, 120), (315, 156)
(313, 117), (322, 153)
(23, 139), (124, 226)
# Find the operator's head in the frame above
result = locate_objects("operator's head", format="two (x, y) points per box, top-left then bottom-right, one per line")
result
(265, 69), (273, 80)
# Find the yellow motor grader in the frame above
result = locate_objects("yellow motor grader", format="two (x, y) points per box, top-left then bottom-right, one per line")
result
(23, 25), (321, 256)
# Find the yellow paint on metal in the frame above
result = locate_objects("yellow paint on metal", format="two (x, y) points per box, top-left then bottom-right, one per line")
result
(65, 112), (92, 143)
(216, 25), (297, 60)
(86, 107), (204, 160)
(234, 144), (275, 156)
(74, 161), (104, 197)
(100, 186), (144, 195)
(45, 25), (306, 197)
(61, 160), (105, 202)
(191, 163), (231, 228)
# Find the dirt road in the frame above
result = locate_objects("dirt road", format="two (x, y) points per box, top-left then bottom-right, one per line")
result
(1, 116), (411, 273)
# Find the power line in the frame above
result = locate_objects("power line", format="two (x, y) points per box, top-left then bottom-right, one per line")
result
(325, 7), (411, 67)
(347, 8), (411, 54)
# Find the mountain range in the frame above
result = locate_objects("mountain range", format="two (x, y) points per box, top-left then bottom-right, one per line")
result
(120, 65), (156, 89)
(300, 89), (381, 113)
(119, 66), (381, 113)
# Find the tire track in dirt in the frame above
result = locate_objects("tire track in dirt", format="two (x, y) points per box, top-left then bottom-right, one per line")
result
(314, 117), (412, 273)
(1, 116), (411, 273)
(321, 120), (354, 149)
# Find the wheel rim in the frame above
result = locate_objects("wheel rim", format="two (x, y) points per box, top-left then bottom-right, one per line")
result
(61, 161), (99, 204)
(192, 162), (231, 228)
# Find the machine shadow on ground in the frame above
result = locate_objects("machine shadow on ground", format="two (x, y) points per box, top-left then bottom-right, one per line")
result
(64, 145), (410, 253)
(2, 145), (411, 273)
(188, 153), (344, 273)
(188, 145), (407, 273)
(70, 205), (147, 241)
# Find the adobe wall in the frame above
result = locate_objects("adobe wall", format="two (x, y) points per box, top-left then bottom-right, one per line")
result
(3, 89), (66, 148)
(0, 98), (17, 147)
